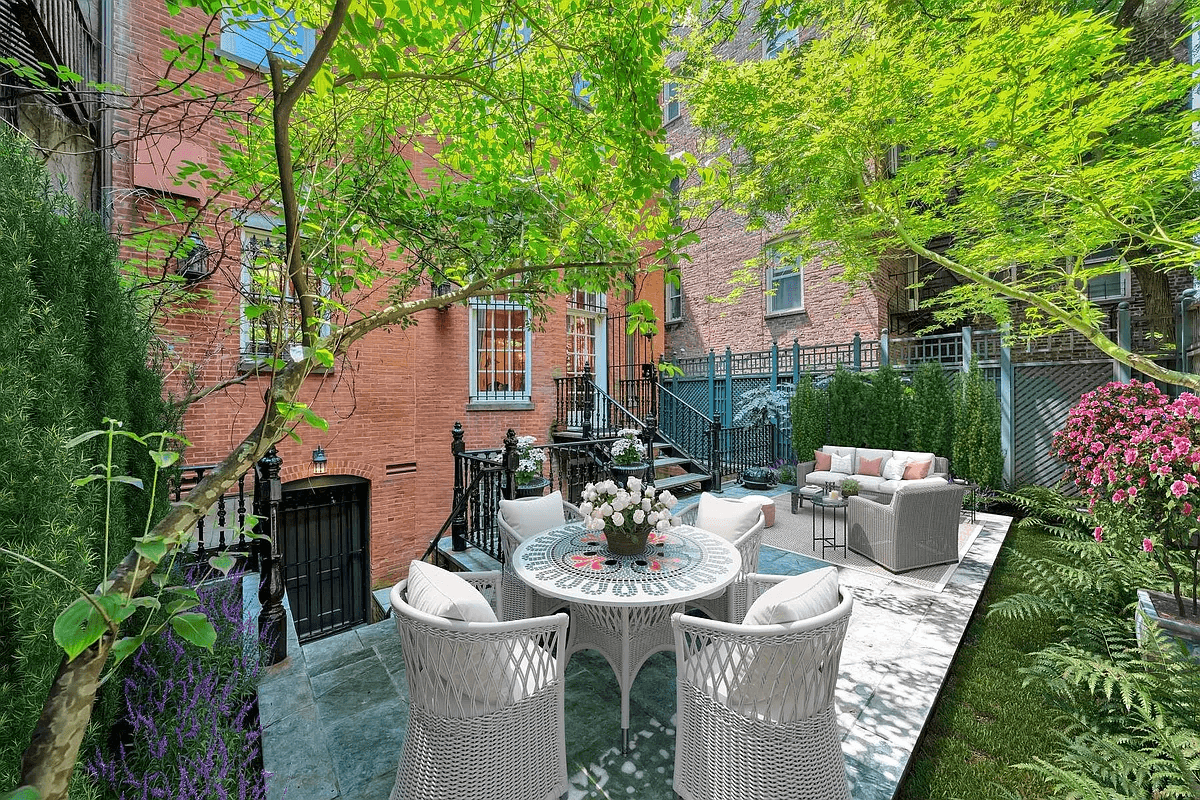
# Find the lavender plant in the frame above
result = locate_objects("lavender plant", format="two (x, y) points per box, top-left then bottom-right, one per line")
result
(85, 573), (270, 800)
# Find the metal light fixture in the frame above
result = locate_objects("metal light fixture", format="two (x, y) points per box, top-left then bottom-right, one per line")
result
(433, 279), (455, 311)
(312, 446), (328, 474)
(176, 232), (212, 283)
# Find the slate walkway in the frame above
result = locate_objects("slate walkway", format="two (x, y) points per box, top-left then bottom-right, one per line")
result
(255, 495), (1011, 800)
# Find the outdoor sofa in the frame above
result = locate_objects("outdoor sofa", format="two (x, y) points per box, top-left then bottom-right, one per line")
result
(797, 446), (950, 503)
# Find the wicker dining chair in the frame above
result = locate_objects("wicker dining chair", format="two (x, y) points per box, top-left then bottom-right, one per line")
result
(671, 573), (853, 800)
(847, 481), (967, 572)
(389, 569), (569, 800)
(679, 496), (765, 622)
(497, 492), (582, 621)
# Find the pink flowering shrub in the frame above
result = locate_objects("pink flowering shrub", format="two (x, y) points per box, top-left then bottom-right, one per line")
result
(1053, 380), (1200, 616)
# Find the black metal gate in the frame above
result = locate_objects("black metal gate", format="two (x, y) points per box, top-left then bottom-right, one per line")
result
(279, 478), (369, 643)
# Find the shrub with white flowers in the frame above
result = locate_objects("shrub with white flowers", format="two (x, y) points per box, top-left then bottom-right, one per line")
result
(610, 427), (648, 466)
(515, 434), (548, 485)
(579, 477), (679, 539)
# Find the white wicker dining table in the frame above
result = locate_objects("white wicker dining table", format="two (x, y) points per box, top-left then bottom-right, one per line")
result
(512, 522), (741, 752)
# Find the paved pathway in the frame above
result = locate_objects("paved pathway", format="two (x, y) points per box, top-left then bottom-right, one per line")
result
(255, 495), (1011, 800)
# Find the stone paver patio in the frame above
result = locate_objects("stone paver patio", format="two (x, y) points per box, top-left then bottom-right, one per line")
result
(253, 490), (1011, 799)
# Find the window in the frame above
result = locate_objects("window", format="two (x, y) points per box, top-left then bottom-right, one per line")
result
(220, 9), (316, 70)
(1082, 249), (1128, 302)
(663, 82), (681, 125)
(566, 290), (606, 377)
(665, 275), (683, 322)
(903, 253), (920, 311)
(470, 298), (531, 401)
(239, 224), (328, 362)
(766, 249), (803, 314)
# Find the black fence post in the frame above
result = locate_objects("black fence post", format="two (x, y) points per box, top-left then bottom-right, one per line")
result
(709, 412), (723, 492)
(451, 422), (468, 552)
(852, 332), (862, 371)
(503, 428), (519, 500)
(256, 445), (287, 666)
(641, 414), (658, 489)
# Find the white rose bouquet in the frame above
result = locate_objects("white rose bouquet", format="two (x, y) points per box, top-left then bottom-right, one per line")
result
(579, 477), (679, 555)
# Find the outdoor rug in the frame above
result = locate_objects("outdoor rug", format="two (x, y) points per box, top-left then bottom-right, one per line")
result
(761, 499), (984, 592)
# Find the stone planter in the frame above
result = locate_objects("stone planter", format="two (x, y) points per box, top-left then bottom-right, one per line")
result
(1136, 589), (1200, 659)
(610, 462), (649, 488)
(604, 525), (652, 556)
(515, 477), (550, 498)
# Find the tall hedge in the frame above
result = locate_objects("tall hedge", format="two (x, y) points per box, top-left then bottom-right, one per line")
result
(953, 357), (1003, 488)
(791, 374), (828, 461)
(867, 364), (907, 450)
(828, 367), (870, 447)
(0, 132), (169, 789)
(909, 361), (955, 459)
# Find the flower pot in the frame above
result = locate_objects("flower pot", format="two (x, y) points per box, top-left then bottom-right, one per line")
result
(610, 463), (649, 488)
(515, 477), (550, 498)
(604, 524), (653, 556)
(1136, 589), (1200, 659)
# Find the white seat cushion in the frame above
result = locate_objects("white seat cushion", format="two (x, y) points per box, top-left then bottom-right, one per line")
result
(499, 490), (566, 541)
(696, 492), (763, 542)
(852, 475), (886, 494)
(804, 470), (843, 486)
(407, 560), (498, 623)
(744, 567), (839, 626)
(820, 445), (855, 460)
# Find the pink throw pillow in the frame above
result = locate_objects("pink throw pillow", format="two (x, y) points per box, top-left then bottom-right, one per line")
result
(858, 456), (882, 477)
(814, 450), (832, 471)
(903, 459), (932, 480)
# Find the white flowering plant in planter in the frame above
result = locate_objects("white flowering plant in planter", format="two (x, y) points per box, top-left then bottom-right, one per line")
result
(515, 435), (548, 485)
(610, 428), (648, 466)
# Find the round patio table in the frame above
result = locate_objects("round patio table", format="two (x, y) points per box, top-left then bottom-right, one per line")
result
(512, 522), (741, 752)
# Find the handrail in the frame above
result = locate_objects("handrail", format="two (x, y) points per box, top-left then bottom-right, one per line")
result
(658, 384), (712, 424)
(658, 384), (713, 466)
(419, 463), (501, 564)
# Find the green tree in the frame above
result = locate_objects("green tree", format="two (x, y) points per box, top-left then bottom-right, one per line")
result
(867, 364), (906, 450)
(828, 367), (869, 447)
(909, 362), (955, 459)
(678, 0), (1200, 389)
(790, 374), (828, 460)
(9, 0), (687, 796)
(953, 358), (1003, 489)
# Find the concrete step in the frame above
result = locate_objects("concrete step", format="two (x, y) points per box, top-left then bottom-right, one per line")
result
(653, 472), (710, 493)
(651, 455), (693, 469)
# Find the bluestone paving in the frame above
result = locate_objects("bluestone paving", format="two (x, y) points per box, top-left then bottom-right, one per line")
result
(256, 497), (1012, 799)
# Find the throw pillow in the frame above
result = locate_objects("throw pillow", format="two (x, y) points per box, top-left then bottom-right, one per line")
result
(743, 567), (839, 626)
(882, 457), (908, 481)
(903, 459), (932, 480)
(696, 493), (763, 542)
(406, 560), (498, 623)
(813, 450), (832, 471)
(858, 456), (883, 477)
(830, 453), (852, 474)
(499, 490), (566, 541)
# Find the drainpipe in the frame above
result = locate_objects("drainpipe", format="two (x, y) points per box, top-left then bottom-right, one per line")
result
(98, 0), (114, 225)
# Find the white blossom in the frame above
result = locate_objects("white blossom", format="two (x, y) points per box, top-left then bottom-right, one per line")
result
(641, 497), (652, 511)
(579, 502), (593, 515)
(611, 511), (625, 526)
(627, 476), (642, 492)
(656, 519), (669, 531)
(600, 503), (613, 517)
(633, 509), (646, 524)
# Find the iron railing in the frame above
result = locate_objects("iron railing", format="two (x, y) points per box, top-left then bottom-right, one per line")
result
(658, 384), (712, 463)
(173, 465), (256, 564)
(555, 363), (647, 436)
(713, 421), (776, 484)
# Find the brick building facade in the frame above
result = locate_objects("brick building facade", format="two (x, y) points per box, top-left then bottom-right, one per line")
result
(98, 0), (666, 608)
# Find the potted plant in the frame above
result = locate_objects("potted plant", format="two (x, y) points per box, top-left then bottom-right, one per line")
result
(1054, 381), (1200, 652)
(609, 427), (649, 487)
(579, 477), (679, 555)
(514, 435), (550, 497)
(841, 478), (860, 498)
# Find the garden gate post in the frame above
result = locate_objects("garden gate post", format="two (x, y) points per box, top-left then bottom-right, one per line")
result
(451, 422), (468, 552)
(1116, 302), (1132, 382)
(770, 341), (779, 390)
(852, 333), (861, 371)
(256, 445), (287, 666)
(1178, 289), (1198, 382)
(641, 414), (658, 488)
(724, 346), (734, 423)
(961, 326), (973, 374)
(792, 338), (800, 386)
(707, 349), (716, 420)
(502, 428), (519, 501)
(879, 328), (889, 368)
(1000, 327), (1014, 487)
(708, 413), (723, 492)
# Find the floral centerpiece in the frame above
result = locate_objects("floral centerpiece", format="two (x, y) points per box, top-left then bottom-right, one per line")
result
(580, 477), (679, 555)
(515, 435), (548, 487)
(1053, 380), (1200, 619)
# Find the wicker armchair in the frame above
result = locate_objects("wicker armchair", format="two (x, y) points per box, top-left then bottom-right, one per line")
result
(671, 574), (853, 800)
(678, 500), (765, 622)
(389, 571), (569, 800)
(497, 496), (582, 621)
(846, 482), (967, 572)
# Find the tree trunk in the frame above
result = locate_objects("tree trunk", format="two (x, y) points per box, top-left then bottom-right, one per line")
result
(1129, 261), (1175, 354)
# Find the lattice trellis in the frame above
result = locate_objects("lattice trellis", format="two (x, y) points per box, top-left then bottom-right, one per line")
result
(1013, 361), (1112, 490)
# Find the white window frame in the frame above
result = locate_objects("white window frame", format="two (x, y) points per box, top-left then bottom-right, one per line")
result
(904, 253), (920, 311)
(1083, 250), (1129, 302)
(765, 249), (804, 315)
(469, 298), (533, 401)
(665, 277), (683, 322)
(663, 81), (681, 125)
(219, 8), (316, 71)
(239, 223), (329, 363)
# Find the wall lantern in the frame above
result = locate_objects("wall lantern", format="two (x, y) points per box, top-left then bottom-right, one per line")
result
(176, 232), (213, 283)
(312, 446), (328, 474)
(433, 280), (456, 310)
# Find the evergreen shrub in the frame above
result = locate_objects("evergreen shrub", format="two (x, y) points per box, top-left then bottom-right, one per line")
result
(0, 132), (169, 789)
(909, 362), (955, 459)
(790, 374), (828, 461)
(867, 364), (907, 450)
(952, 357), (1003, 488)
(828, 367), (870, 447)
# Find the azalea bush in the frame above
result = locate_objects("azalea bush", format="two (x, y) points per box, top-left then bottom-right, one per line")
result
(1052, 380), (1200, 616)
